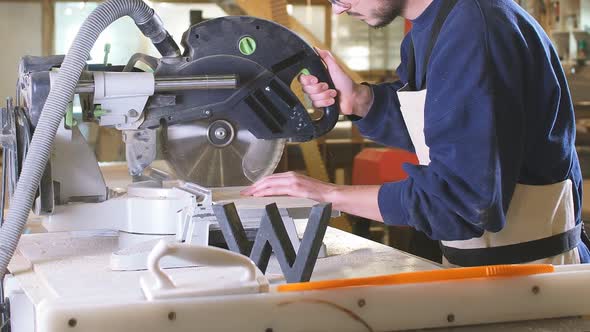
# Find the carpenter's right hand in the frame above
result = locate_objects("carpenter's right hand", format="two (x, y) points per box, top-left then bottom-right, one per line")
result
(300, 48), (357, 116)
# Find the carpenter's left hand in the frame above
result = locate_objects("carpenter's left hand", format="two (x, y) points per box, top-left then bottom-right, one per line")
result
(240, 172), (337, 203)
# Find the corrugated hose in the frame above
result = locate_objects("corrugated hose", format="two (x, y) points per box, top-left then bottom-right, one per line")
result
(0, 0), (180, 280)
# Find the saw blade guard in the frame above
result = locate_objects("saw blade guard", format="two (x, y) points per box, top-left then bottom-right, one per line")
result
(147, 16), (341, 143)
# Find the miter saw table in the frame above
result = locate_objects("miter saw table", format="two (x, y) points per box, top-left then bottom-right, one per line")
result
(6, 216), (590, 331)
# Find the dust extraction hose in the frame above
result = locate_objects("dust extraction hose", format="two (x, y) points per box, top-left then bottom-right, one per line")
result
(0, 0), (180, 280)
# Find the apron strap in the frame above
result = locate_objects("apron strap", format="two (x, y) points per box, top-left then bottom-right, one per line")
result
(440, 224), (583, 267)
(407, 0), (459, 91)
(581, 222), (590, 249)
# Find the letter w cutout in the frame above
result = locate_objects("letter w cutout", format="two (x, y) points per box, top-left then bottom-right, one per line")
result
(212, 202), (331, 283)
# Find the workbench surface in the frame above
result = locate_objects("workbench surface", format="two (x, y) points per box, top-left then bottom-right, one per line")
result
(8, 223), (439, 305)
(8, 224), (590, 332)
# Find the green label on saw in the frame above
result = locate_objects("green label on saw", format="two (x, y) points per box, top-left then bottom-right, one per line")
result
(239, 36), (257, 56)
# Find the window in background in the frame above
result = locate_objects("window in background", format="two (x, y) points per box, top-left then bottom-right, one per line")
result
(288, 4), (326, 44)
(288, 4), (404, 74)
(331, 14), (404, 72)
(55, 2), (146, 65)
(54, 2), (228, 66)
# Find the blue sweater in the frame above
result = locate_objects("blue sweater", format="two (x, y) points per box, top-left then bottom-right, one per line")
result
(355, 0), (590, 262)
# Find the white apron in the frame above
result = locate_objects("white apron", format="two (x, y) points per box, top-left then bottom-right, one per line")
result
(396, 84), (580, 266)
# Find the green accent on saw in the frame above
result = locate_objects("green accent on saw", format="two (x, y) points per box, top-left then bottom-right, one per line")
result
(300, 68), (311, 76)
(239, 37), (257, 56)
(93, 106), (108, 118)
(65, 103), (77, 127)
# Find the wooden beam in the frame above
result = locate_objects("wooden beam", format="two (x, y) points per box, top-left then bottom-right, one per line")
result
(324, 4), (332, 49)
(42, 0), (54, 56)
(236, 0), (290, 24)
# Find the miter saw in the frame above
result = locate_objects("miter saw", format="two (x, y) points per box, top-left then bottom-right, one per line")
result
(11, 14), (338, 188)
(0, 10), (339, 274)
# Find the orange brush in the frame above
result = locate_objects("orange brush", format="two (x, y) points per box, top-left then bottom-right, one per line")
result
(278, 264), (554, 292)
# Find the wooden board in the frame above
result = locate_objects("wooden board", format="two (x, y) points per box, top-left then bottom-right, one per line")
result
(211, 186), (320, 210)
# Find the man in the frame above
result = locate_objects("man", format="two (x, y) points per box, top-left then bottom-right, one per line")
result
(242, 0), (590, 266)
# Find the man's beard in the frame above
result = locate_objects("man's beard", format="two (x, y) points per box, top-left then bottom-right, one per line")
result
(371, 0), (406, 28)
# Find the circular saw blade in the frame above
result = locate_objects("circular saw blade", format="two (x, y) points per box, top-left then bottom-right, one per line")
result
(162, 119), (285, 187)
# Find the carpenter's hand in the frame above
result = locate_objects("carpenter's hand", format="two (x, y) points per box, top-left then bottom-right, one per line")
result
(300, 48), (356, 115)
(240, 172), (337, 203)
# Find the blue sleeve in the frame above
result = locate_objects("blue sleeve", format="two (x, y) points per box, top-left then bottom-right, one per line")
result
(379, 2), (509, 241)
(354, 37), (415, 151)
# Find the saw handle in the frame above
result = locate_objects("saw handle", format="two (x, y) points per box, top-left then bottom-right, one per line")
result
(305, 57), (340, 138)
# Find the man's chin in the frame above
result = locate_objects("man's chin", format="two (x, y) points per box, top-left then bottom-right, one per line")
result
(365, 18), (381, 27)
(368, 16), (399, 29)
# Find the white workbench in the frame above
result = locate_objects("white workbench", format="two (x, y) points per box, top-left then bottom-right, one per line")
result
(5, 163), (590, 331)
(8, 223), (439, 306)
(7, 221), (444, 332)
(8, 223), (590, 332)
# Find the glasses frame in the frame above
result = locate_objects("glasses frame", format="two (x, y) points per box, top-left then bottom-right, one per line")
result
(328, 0), (352, 9)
